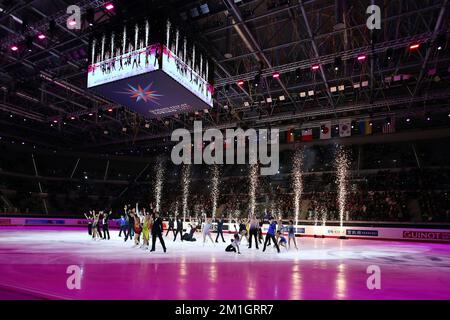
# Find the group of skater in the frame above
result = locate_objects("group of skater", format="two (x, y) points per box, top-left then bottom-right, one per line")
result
(224, 215), (299, 254)
(83, 206), (300, 255)
(84, 204), (166, 253)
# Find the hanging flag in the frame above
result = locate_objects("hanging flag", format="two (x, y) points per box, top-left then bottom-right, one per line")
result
(382, 117), (396, 134)
(294, 129), (302, 141)
(301, 129), (313, 141)
(339, 119), (352, 137)
(320, 121), (331, 139)
(359, 119), (372, 135)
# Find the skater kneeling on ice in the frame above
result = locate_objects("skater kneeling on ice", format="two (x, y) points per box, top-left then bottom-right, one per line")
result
(182, 223), (197, 242)
(276, 230), (288, 251)
(225, 233), (241, 254)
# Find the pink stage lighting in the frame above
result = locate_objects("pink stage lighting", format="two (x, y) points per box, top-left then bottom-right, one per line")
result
(312, 64), (320, 71)
(409, 43), (420, 51)
(357, 55), (366, 61)
(38, 34), (46, 40)
(10, 45), (18, 51)
(105, 3), (114, 10)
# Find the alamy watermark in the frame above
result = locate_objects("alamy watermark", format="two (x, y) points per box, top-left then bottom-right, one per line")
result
(366, 5), (381, 30)
(366, 265), (381, 290)
(66, 5), (81, 30)
(171, 121), (279, 176)
(66, 265), (82, 290)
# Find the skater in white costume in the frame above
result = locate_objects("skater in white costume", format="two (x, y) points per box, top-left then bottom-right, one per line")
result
(202, 217), (215, 246)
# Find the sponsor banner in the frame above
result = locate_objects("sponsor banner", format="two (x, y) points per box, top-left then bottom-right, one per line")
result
(0, 218), (11, 226)
(2, 217), (450, 242)
(25, 219), (65, 225)
(403, 231), (450, 241)
(346, 229), (379, 237)
(295, 227), (305, 234)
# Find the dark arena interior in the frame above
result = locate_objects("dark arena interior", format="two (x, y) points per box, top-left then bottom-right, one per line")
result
(0, 0), (450, 306)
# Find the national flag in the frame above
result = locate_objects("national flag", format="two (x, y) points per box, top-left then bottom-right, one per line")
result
(320, 121), (331, 139)
(301, 129), (313, 141)
(359, 119), (372, 135)
(339, 119), (351, 137)
(294, 129), (302, 141)
(382, 117), (396, 134)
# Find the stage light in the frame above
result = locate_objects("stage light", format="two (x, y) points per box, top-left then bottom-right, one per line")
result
(406, 117), (411, 123)
(107, 107), (113, 112)
(70, 116), (76, 120)
(10, 45), (18, 51)
(88, 112), (93, 116)
(334, 57), (342, 71)
(68, 20), (77, 26)
(357, 54), (366, 62)
(436, 34), (446, 51)
(254, 72), (261, 87)
(386, 47), (394, 60)
(312, 64), (320, 71)
(37, 34), (46, 40)
(53, 120), (58, 123)
(237, 80), (244, 86)
(105, 3), (114, 11)
(409, 43), (420, 51)
(25, 36), (33, 52)
(272, 72), (280, 79)
(86, 8), (95, 26)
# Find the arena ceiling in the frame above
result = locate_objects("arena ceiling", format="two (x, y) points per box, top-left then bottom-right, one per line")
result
(0, 0), (449, 153)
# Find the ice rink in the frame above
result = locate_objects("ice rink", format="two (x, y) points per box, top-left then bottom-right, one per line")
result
(0, 226), (449, 300)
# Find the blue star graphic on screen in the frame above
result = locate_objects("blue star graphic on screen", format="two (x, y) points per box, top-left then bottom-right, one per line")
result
(118, 82), (163, 105)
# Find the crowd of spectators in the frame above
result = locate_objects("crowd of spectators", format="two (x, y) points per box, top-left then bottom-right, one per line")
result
(1, 140), (450, 223)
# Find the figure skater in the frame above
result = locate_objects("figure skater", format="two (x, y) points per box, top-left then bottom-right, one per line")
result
(288, 220), (298, 250)
(202, 217), (215, 246)
(248, 214), (259, 249)
(102, 210), (111, 240)
(276, 230), (288, 251)
(125, 205), (135, 241)
(91, 210), (100, 240)
(225, 233), (241, 254)
(83, 211), (93, 236)
(117, 214), (128, 239)
(96, 211), (103, 239)
(174, 215), (184, 241)
(257, 219), (264, 244)
(150, 212), (166, 252)
(130, 209), (142, 246)
(238, 218), (249, 244)
(263, 218), (280, 253)
(165, 215), (175, 237)
(141, 213), (151, 250)
(215, 215), (225, 243)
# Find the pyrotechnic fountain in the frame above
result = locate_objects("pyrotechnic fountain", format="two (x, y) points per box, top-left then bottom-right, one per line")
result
(335, 145), (350, 239)
(154, 158), (165, 213)
(210, 165), (220, 219)
(248, 164), (259, 217)
(292, 148), (304, 226)
(181, 164), (191, 222)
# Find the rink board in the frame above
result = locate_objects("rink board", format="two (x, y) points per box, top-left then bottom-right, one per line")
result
(1, 217), (449, 243)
